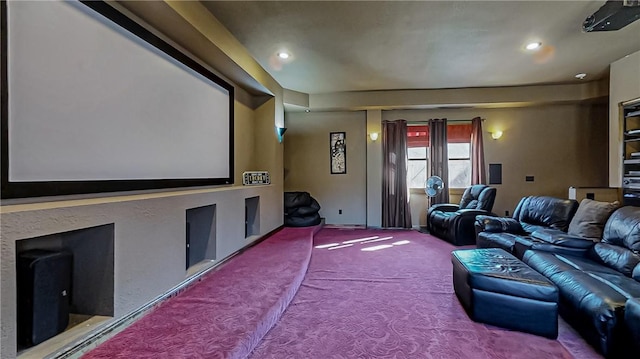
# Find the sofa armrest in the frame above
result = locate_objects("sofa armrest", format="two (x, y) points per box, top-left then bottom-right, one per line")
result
(475, 215), (524, 234)
(514, 237), (591, 259)
(531, 229), (595, 249)
(427, 203), (460, 233)
(455, 209), (493, 217)
(429, 203), (460, 213)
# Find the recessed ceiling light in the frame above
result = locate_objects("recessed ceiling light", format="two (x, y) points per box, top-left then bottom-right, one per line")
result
(525, 42), (542, 50)
(575, 73), (587, 80)
(277, 52), (290, 59)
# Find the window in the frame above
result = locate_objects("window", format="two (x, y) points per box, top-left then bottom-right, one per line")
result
(406, 123), (472, 189)
(448, 143), (471, 188)
(408, 147), (428, 189)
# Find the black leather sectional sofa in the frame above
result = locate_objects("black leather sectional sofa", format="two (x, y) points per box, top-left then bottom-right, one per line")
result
(475, 196), (581, 258)
(474, 196), (640, 358)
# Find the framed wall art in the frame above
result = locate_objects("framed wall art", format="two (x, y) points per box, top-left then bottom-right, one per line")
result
(330, 132), (346, 174)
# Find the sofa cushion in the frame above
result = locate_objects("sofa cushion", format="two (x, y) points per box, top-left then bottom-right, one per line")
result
(459, 185), (496, 211)
(475, 216), (523, 233)
(589, 243), (640, 277)
(601, 206), (640, 251)
(568, 199), (619, 240)
(551, 270), (628, 341)
(553, 271), (633, 308)
(521, 223), (552, 235)
(476, 232), (521, 253)
(568, 198), (620, 241)
(531, 229), (595, 249)
(516, 196), (578, 232)
(586, 272), (640, 298)
(513, 237), (591, 260)
(524, 251), (621, 279)
(430, 211), (454, 227)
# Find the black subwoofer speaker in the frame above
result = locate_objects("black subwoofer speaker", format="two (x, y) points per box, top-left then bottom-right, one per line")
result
(17, 249), (73, 346)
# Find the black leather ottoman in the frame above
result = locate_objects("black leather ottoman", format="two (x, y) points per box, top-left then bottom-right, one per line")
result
(452, 248), (559, 338)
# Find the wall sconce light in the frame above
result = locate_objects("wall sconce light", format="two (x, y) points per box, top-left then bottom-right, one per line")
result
(491, 131), (503, 140)
(369, 132), (379, 141)
(276, 126), (287, 143)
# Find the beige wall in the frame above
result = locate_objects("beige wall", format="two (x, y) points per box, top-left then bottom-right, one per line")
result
(254, 98), (285, 219)
(609, 50), (640, 187)
(234, 92), (256, 184)
(284, 103), (608, 228)
(284, 111), (367, 225)
(383, 103), (609, 225)
(301, 80), (609, 229)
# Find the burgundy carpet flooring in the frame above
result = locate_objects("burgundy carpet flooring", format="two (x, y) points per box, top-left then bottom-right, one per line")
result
(83, 227), (602, 359)
(249, 228), (602, 359)
(83, 226), (320, 359)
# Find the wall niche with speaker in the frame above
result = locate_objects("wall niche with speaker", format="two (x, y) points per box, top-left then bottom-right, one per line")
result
(15, 224), (114, 355)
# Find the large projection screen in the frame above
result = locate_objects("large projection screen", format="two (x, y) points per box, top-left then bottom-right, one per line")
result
(1, 1), (234, 199)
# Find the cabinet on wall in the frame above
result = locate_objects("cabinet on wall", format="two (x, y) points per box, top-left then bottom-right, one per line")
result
(622, 98), (640, 206)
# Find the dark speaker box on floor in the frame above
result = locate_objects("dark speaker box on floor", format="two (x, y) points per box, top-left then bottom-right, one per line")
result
(17, 249), (73, 347)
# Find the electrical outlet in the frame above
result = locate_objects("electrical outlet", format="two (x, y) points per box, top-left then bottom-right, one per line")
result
(505, 210), (509, 216)
(339, 209), (342, 214)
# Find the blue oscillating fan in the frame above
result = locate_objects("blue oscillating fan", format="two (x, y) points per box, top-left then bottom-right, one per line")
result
(425, 176), (445, 197)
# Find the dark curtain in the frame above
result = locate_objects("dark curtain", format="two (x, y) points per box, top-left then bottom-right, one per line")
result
(382, 120), (412, 228)
(470, 117), (486, 185)
(429, 118), (449, 205)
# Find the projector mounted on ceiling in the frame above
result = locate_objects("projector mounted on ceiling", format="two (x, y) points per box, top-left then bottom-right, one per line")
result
(583, 0), (640, 32)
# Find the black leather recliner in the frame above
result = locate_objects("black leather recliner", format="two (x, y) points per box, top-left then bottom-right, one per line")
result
(427, 184), (496, 245)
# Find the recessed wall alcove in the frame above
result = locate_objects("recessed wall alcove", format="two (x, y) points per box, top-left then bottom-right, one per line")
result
(245, 196), (260, 238)
(15, 224), (115, 355)
(186, 204), (217, 270)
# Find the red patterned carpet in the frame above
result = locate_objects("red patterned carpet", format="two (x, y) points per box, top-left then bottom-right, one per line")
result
(250, 228), (602, 359)
(83, 227), (602, 358)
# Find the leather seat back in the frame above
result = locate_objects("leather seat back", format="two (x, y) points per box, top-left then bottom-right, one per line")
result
(459, 185), (496, 212)
(513, 196), (578, 232)
(588, 206), (640, 278)
(601, 206), (640, 251)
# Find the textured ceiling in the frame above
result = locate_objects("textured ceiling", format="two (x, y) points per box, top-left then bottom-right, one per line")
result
(202, 1), (640, 95)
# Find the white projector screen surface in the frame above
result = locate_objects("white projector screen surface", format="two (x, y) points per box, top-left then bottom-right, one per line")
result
(7, 1), (231, 183)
